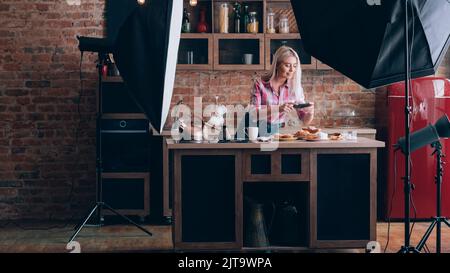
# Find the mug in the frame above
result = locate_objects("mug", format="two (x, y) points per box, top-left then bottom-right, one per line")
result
(243, 54), (254, 65)
(246, 127), (259, 141)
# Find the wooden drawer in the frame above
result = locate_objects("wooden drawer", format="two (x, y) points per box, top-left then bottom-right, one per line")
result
(101, 172), (150, 217)
(243, 149), (310, 182)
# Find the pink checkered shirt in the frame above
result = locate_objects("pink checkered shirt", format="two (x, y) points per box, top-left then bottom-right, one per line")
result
(250, 79), (305, 124)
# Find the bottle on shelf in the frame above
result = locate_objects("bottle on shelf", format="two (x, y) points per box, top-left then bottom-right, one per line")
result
(233, 2), (241, 33)
(241, 4), (249, 33)
(266, 8), (275, 34)
(196, 7), (208, 33)
(101, 54), (109, 78)
(247, 11), (259, 34)
(182, 8), (191, 33)
(219, 3), (229, 33)
(279, 14), (290, 34)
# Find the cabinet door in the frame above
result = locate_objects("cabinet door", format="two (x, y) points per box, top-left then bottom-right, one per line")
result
(243, 149), (309, 181)
(101, 173), (150, 217)
(173, 150), (242, 250)
(310, 149), (377, 248)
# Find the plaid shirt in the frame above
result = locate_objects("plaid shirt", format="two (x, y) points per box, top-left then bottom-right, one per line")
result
(250, 79), (305, 124)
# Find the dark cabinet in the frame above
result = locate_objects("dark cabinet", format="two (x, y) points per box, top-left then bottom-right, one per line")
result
(311, 150), (377, 248)
(99, 76), (152, 219)
(173, 150), (242, 249)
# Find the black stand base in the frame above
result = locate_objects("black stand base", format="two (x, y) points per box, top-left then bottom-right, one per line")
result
(416, 217), (450, 253)
(68, 202), (152, 243)
(398, 246), (420, 253)
(415, 141), (450, 253)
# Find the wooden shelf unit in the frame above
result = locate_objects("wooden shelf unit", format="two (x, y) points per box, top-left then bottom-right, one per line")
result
(99, 74), (152, 219)
(176, 0), (329, 71)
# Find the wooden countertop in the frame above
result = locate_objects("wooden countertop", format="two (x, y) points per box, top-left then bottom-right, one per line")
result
(166, 137), (385, 150)
(157, 128), (377, 137)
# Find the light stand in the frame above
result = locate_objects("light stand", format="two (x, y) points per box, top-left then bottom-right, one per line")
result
(416, 141), (450, 253)
(398, 0), (420, 253)
(69, 52), (152, 243)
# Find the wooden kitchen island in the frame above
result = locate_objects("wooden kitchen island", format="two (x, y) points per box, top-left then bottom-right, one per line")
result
(166, 138), (385, 251)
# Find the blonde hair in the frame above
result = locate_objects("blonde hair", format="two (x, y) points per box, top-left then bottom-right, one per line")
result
(261, 46), (305, 103)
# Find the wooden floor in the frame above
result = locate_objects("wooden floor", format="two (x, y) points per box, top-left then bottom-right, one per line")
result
(1, 221), (449, 253)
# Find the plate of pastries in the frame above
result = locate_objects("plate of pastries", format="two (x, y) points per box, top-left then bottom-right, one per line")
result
(293, 126), (321, 141)
(329, 132), (344, 141)
(273, 133), (297, 141)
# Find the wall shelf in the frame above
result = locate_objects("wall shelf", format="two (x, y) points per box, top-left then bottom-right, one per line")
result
(176, 0), (327, 71)
(102, 76), (123, 83)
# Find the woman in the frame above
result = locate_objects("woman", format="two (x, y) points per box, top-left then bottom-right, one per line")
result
(249, 46), (314, 134)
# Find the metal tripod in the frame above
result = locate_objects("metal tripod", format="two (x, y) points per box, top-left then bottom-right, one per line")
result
(397, 0), (419, 253)
(68, 53), (152, 243)
(416, 141), (450, 253)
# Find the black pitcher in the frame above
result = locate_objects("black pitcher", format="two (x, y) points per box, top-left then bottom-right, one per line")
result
(269, 200), (302, 246)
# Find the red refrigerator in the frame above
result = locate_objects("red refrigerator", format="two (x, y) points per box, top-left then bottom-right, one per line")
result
(378, 77), (450, 220)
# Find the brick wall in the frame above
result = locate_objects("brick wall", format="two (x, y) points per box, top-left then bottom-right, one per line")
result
(171, 69), (377, 129)
(0, 0), (449, 220)
(0, 0), (104, 220)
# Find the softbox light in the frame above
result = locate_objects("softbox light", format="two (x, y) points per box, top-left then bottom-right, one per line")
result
(397, 114), (450, 154)
(290, 0), (450, 89)
(108, 0), (183, 133)
(435, 114), (450, 138)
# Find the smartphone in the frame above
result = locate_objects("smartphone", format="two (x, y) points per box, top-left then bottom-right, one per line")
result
(293, 102), (312, 109)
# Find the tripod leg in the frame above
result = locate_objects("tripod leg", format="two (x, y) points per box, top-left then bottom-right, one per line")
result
(443, 218), (450, 228)
(69, 203), (99, 243)
(102, 202), (152, 236)
(416, 220), (437, 252)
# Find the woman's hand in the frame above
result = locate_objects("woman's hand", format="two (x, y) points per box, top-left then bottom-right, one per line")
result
(303, 102), (314, 114)
(302, 102), (314, 126)
(279, 103), (295, 113)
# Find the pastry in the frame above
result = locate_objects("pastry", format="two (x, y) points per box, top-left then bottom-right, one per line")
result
(294, 130), (309, 138)
(329, 133), (344, 141)
(305, 134), (319, 141)
(302, 126), (321, 134)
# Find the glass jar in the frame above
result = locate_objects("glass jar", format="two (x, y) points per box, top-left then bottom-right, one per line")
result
(266, 8), (275, 34)
(219, 3), (229, 33)
(247, 11), (259, 34)
(279, 14), (290, 34)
